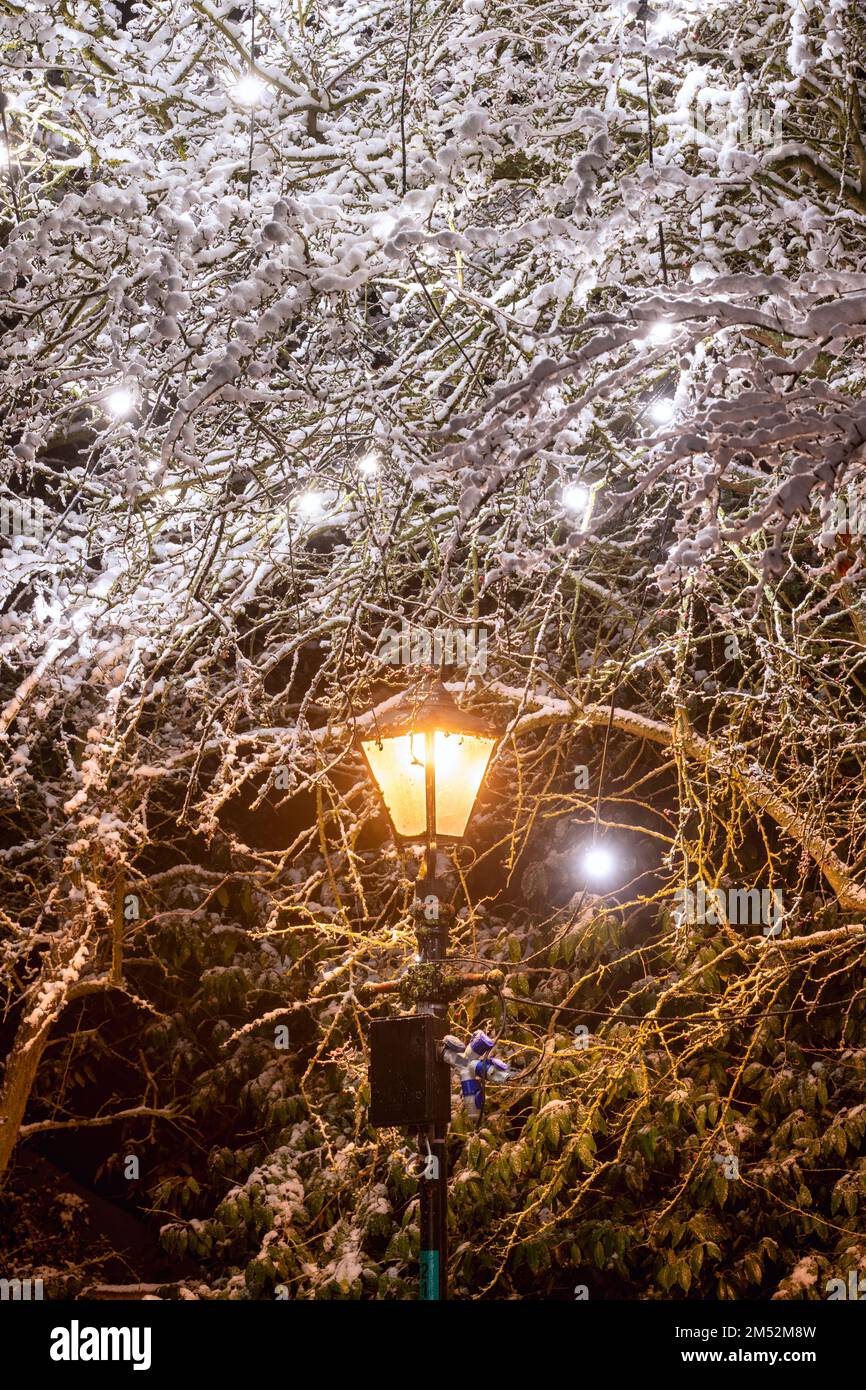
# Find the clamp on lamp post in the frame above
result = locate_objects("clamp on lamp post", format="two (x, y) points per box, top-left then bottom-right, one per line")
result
(442, 1030), (510, 1122)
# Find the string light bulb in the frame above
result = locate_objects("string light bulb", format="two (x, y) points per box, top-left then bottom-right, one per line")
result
(644, 321), (674, 345)
(652, 12), (684, 38)
(358, 451), (379, 477)
(562, 482), (589, 512)
(104, 386), (137, 419)
(582, 844), (617, 883)
(295, 491), (324, 517)
(650, 398), (676, 425)
(229, 74), (268, 107)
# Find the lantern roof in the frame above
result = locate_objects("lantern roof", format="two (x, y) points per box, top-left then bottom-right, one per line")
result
(358, 679), (496, 745)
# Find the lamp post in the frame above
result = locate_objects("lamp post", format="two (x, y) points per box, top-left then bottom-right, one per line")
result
(358, 680), (497, 1301)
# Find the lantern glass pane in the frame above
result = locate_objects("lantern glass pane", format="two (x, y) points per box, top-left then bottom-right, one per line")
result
(361, 733), (427, 838)
(362, 729), (495, 839)
(433, 730), (495, 838)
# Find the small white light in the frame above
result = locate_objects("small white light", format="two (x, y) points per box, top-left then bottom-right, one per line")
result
(650, 398), (676, 425)
(230, 74), (268, 107)
(104, 387), (136, 419)
(582, 845), (616, 882)
(653, 13), (683, 38)
(358, 451), (379, 477)
(562, 482), (589, 512)
(644, 321), (674, 345)
(295, 491), (324, 516)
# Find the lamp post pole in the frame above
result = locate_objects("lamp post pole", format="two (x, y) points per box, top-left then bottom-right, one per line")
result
(359, 685), (498, 1301)
(417, 729), (449, 1301)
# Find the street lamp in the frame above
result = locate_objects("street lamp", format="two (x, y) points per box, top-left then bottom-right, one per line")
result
(358, 680), (497, 1302)
(359, 682), (497, 850)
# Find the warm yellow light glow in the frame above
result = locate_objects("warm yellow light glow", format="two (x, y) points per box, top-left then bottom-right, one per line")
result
(361, 729), (495, 839)
(362, 733), (426, 837)
(433, 730), (495, 837)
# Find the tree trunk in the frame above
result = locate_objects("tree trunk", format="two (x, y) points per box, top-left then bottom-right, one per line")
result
(0, 1014), (57, 1186)
(0, 934), (103, 1188)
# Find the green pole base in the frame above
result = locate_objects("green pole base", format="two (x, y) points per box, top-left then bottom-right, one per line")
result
(420, 1249), (440, 1300)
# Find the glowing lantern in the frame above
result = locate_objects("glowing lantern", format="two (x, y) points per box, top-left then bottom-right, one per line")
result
(359, 682), (497, 843)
